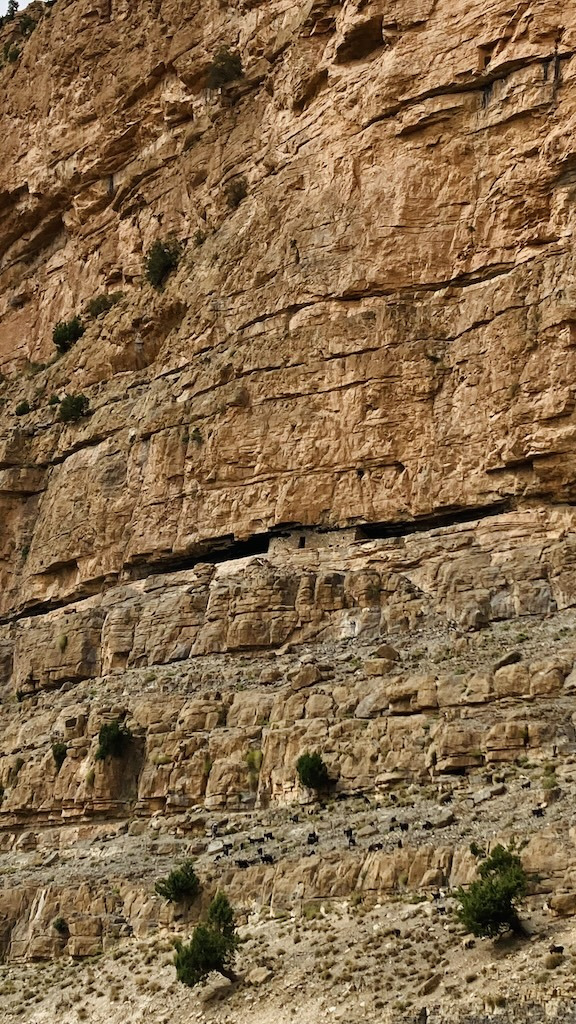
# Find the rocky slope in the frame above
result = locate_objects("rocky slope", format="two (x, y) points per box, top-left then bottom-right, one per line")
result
(2, 0), (576, 1021)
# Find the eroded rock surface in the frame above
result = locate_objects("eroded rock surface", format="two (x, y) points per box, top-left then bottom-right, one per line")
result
(2, 1), (576, 1022)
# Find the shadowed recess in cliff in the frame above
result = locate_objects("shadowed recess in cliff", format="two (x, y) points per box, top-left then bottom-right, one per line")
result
(358, 499), (514, 539)
(2, 499), (520, 626)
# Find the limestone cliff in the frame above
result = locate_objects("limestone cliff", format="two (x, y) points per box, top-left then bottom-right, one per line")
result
(2, 2), (576, 1022)
(1, 0), (576, 616)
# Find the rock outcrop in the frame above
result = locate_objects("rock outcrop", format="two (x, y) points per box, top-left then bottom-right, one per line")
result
(2, 1), (576, 1022)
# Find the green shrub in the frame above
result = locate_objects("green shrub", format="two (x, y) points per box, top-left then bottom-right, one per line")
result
(52, 317), (85, 354)
(15, 400), (30, 416)
(48, 394), (60, 407)
(174, 892), (238, 987)
(53, 917), (69, 936)
(95, 720), (132, 761)
(144, 238), (184, 289)
(155, 860), (201, 904)
(455, 844), (527, 938)
(2, 39), (20, 62)
(18, 12), (36, 36)
(58, 394), (89, 422)
(246, 748), (263, 791)
(207, 891), (236, 941)
(206, 46), (243, 89)
(225, 177), (248, 209)
(52, 742), (67, 772)
(296, 751), (330, 791)
(85, 292), (122, 318)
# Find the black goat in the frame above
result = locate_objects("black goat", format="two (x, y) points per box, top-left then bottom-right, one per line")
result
(258, 848), (275, 865)
(307, 832), (319, 845)
(368, 841), (383, 852)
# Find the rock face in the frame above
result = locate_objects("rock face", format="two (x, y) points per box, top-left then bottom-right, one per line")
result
(3, 1), (576, 1020)
(1, 0), (576, 617)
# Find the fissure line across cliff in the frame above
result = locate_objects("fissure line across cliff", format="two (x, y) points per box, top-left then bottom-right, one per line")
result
(3, 499), (517, 627)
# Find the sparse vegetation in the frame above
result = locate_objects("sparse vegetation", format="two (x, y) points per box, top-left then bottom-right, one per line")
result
(53, 917), (69, 936)
(18, 12), (36, 36)
(455, 844), (528, 938)
(174, 891), (239, 987)
(144, 238), (184, 289)
(246, 748), (263, 790)
(58, 394), (89, 422)
(95, 720), (132, 761)
(206, 46), (243, 89)
(155, 861), (201, 904)
(296, 751), (330, 791)
(225, 177), (248, 209)
(52, 317), (85, 354)
(15, 400), (30, 416)
(52, 742), (67, 772)
(85, 292), (123, 318)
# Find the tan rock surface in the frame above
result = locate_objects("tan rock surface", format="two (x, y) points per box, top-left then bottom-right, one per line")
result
(0, 0), (575, 617)
(3, 1), (576, 1021)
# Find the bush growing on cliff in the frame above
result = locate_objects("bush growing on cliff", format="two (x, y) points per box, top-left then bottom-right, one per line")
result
(53, 316), (85, 354)
(14, 400), (30, 416)
(245, 748), (263, 791)
(174, 892), (239, 987)
(95, 720), (132, 761)
(18, 12), (36, 37)
(4, 43), (20, 63)
(144, 238), (184, 289)
(206, 46), (243, 89)
(455, 844), (528, 938)
(52, 742), (67, 772)
(155, 860), (201, 904)
(296, 751), (330, 791)
(225, 177), (248, 209)
(85, 292), (123, 318)
(58, 394), (89, 422)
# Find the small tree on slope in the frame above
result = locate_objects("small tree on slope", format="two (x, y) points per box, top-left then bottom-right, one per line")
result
(174, 891), (239, 987)
(455, 844), (528, 938)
